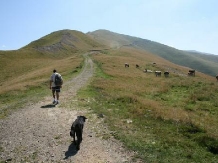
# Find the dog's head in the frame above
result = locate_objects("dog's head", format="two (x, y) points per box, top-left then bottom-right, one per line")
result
(77, 116), (87, 122)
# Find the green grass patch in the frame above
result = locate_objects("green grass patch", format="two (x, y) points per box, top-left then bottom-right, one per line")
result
(77, 87), (218, 162)
(76, 52), (218, 162)
(93, 60), (113, 79)
(0, 83), (50, 119)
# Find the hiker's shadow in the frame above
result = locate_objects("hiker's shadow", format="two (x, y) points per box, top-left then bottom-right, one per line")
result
(64, 142), (78, 160)
(40, 104), (56, 108)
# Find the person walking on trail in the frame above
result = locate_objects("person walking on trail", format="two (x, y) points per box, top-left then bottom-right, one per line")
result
(49, 69), (63, 105)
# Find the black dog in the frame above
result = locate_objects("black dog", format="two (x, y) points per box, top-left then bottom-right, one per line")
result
(70, 116), (87, 150)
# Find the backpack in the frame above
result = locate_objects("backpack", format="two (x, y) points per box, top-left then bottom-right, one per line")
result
(54, 73), (63, 86)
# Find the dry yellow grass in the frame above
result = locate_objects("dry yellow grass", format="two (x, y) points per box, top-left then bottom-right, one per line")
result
(0, 52), (83, 94)
(91, 47), (218, 138)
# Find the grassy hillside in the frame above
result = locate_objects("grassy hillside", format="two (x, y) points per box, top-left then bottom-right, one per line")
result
(1, 29), (218, 162)
(77, 47), (218, 162)
(185, 51), (218, 76)
(0, 30), (105, 118)
(88, 30), (218, 77)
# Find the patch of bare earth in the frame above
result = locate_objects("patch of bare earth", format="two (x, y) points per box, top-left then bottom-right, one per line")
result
(0, 53), (142, 163)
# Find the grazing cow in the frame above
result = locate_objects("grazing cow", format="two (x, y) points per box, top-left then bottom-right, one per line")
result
(143, 69), (153, 73)
(125, 63), (129, 68)
(188, 70), (195, 76)
(216, 75), (218, 81)
(155, 71), (161, 77)
(164, 71), (169, 77)
(136, 64), (139, 68)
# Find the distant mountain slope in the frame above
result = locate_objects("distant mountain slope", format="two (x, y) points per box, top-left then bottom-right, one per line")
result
(88, 30), (218, 76)
(184, 50), (218, 63)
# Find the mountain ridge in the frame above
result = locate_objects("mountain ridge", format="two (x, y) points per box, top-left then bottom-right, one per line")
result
(1, 29), (217, 76)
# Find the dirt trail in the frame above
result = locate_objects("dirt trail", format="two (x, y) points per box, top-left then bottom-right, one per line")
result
(0, 53), (140, 163)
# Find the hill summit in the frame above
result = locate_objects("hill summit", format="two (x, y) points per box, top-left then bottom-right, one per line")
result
(23, 30), (105, 53)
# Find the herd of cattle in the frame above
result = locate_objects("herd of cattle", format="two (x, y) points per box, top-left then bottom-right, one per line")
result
(125, 63), (171, 77)
(125, 63), (218, 81)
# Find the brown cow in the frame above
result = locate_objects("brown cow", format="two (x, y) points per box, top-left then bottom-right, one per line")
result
(125, 63), (129, 67)
(188, 70), (195, 76)
(216, 75), (218, 81)
(136, 64), (139, 68)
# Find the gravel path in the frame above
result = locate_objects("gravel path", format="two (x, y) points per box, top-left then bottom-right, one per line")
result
(0, 53), (141, 163)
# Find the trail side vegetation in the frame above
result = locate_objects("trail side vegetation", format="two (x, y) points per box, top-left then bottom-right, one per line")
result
(0, 49), (84, 118)
(77, 47), (218, 163)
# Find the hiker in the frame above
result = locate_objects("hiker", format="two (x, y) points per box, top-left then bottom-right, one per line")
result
(49, 69), (63, 105)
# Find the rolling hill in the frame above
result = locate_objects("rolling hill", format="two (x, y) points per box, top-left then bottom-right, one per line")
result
(88, 29), (218, 77)
(23, 29), (105, 53)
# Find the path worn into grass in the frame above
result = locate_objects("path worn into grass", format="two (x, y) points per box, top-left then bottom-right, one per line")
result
(0, 53), (141, 163)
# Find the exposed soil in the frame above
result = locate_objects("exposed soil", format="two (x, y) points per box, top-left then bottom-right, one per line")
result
(0, 53), (142, 163)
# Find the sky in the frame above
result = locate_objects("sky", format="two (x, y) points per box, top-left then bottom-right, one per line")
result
(1, 0), (218, 55)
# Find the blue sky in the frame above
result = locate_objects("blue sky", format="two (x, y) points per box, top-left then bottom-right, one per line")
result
(1, 0), (218, 55)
